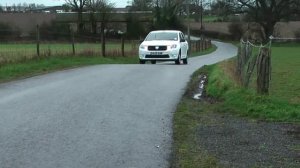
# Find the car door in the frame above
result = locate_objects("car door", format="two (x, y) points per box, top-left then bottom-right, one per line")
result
(179, 32), (188, 58)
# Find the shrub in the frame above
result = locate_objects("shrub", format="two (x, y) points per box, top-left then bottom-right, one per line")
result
(0, 22), (21, 41)
(191, 29), (233, 40)
(39, 21), (71, 41)
(294, 29), (300, 39)
(228, 22), (244, 40)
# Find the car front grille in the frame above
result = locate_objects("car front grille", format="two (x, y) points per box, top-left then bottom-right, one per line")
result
(145, 54), (169, 58)
(148, 46), (167, 51)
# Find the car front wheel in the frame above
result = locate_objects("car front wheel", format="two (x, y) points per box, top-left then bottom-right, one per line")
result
(151, 60), (156, 64)
(139, 60), (145, 64)
(183, 58), (188, 64)
(175, 51), (181, 65)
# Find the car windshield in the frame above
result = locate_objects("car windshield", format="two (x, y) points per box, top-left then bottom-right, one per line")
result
(145, 32), (178, 41)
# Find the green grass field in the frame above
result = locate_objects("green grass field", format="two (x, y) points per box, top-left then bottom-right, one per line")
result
(203, 15), (220, 22)
(182, 15), (220, 22)
(210, 43), (300, 121)
(0, 42), (138, 62)
(0, 41), (216, 83)
(270, 43), (300, 104)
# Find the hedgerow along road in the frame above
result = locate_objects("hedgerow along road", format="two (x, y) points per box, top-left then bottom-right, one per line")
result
(0, 41), (237, 168)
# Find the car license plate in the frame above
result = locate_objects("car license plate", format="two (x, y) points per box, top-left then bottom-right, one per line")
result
(150, 52), (162, 55)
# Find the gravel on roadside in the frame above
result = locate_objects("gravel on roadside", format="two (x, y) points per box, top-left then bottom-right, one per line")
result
(196, 112), (300, 168)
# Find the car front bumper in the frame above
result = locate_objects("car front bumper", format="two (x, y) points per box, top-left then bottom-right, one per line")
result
(139, 49), (180, 61)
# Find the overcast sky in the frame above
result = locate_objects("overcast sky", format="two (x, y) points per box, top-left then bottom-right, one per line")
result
(0, 0), (129, 8)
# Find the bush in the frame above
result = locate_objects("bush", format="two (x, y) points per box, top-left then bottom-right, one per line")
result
(0, 22), (21, 41)
(294, 29), (300, 39)
(39, 21), (71, 41)
(191, 29), (233, 40)
(228, 22), (244, 40)
(126, 14), (148, 39)
(28, 21), (71, 41)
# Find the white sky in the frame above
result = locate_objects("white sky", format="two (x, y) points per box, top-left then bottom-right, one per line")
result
(0, 0), (129, 8)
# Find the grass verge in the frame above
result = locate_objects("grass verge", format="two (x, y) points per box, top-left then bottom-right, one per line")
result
(172, 59), (299, 167)
(171, 66), (221, 168)
(0, 56), (138, 83)
(172, 42), (300, 167)
(190, 44), (217, 57)
(206, 59), (300, 122)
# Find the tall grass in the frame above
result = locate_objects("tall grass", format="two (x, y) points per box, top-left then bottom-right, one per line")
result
(0, 56), (138, 83)
(0, 42), (139, 65)
(206, 58), (300, 122)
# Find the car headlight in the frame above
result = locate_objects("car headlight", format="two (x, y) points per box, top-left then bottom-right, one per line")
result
(140, 45), (146, 49)
(170, 44), (177, 49)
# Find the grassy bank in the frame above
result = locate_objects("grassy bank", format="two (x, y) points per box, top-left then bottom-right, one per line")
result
(172, 43), (300, 167)
(171, 66), (221, 168)
(206, 60), (300, 122)
(190, 44), (217, 57)
(0, 56), (138, 83)
(204, 42), (300, 122)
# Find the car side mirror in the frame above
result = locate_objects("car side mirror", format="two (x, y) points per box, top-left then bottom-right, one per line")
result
(180, 39), (186, 42)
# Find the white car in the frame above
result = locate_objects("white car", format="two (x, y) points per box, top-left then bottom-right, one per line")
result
(139, 30), (189, 64)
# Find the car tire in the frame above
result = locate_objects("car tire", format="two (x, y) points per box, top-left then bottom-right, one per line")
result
(151, 60), (156, 64)
(183, 58), (188, 64)
(139, 60), (145, 64)
(175, 51), (181, 65)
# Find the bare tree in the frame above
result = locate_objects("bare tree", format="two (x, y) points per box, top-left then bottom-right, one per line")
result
(153, 0), (185, 29)
(87, 0), (98, 34)
(17, 3), (22, 12)
(12, 4), (17, 12)
(87, 0), (114, 56)
(211, 0), (234, 20)
(130, 0), (154, 11)
(65, 0), (88, 33)
(229, 0), (300, 40)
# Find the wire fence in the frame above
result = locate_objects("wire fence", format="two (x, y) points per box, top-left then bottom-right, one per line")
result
(0, 24), (212, 66)
(236, 39), (272, 94)
(189, 38), (212, 53)
(0, 26), (140, 65)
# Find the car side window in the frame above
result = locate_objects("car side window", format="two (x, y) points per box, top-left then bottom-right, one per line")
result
(179, 33), (185, 42)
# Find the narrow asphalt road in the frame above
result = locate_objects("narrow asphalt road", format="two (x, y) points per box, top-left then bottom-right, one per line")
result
(0, 41), (237, 168)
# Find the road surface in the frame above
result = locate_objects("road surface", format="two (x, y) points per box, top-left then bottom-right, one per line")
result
(0, 41), (237, 168)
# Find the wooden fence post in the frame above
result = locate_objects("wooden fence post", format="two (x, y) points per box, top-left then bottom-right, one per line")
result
(71, 30), (75, 56)
(201, 39), (204, 51)
(257, 47), (271, 94)
(236, 46), (242, 77)
(121, 35), (125, 57)
(196, 40), (199, 51)
(36, 24), (40, 57)
(192, 41), (195, 52)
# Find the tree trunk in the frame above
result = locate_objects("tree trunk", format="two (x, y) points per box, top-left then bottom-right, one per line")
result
(90, 12), (97, 34)
(261, 21), (276, 41)
(78, 11), (84, 34)
(257, 47), (271, 94)
(101, 21), (106, 57)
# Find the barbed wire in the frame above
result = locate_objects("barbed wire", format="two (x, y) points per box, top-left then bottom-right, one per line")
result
(240, 39), (272, 49)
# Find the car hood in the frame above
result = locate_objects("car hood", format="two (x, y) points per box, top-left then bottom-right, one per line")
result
(141, 40), (179, 46)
